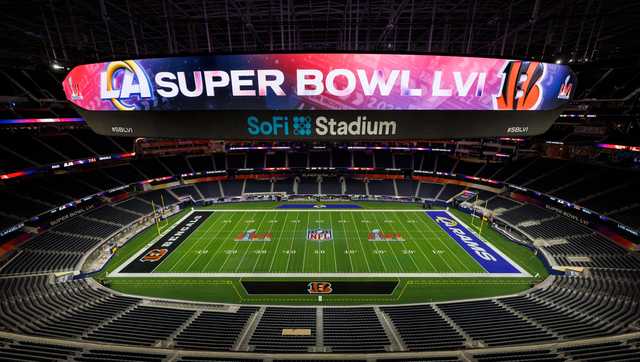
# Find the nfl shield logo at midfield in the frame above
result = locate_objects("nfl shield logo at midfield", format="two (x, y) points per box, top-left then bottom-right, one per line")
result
(307, 228), (333, 241)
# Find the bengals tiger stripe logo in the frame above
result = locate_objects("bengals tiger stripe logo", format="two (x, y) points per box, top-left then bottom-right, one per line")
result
(140, 248), (168, 262)
(307, 282), (333, 294)
(494, 61), (545, 110)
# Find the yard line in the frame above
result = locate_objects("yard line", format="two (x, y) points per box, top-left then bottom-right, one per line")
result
(403, 211), (457, 272)
(415, 211), (476, 272)
(250, 211), (282, 273)
(284, 211), (302, 272)
(338, 212), (355, 272)
(216, 212), (256, 272)
(348, 211), (375, 273)
(371, 211), (419, 272)
(233, 211), (269, 272)
(301, 211), (311, 272)
(200, 211), (247, 272)
(314, 210), (330, 273)
(328, 211), (338, 272)
(183, 213), (243, 272)
(183, 217), (228, 272)
(265, 211), (289, 273)
(160, 213), (219, 272)
(315, 210), (320, 272)
(388, 211), (438, 272)
(370, 211), (412, 272)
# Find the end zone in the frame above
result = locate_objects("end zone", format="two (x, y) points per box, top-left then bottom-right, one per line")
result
(112, 210), (213, 274)
(426, 210), (530, 276)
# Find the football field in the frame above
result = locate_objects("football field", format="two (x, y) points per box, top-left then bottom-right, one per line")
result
(112, 207), (528, 278)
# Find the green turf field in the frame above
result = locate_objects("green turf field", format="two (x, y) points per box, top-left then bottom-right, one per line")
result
(100, 201), (548, 305)
(151, 209), (488, 275)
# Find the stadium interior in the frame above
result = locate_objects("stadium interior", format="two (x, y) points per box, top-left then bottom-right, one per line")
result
(1, 0), (640, 361)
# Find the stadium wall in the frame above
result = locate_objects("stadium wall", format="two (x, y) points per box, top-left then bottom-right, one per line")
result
(509, 191), (639, 250)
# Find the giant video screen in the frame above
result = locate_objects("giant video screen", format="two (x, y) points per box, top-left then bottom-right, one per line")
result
(63, 53), (575, 139)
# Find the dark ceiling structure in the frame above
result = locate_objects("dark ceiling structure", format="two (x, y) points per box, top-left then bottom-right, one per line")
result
(0, 0), (639, 138)
(1, 0), (639, 68)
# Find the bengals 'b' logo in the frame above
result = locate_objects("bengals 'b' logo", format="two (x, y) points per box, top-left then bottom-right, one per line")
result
(494, 61), (544, 110)
(140, 248), (168, 262)
(307, 282), (333, 294)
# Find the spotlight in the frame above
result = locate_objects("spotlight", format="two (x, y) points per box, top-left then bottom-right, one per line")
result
(555, 59), (562, 64)
(50, 61), (64, 71)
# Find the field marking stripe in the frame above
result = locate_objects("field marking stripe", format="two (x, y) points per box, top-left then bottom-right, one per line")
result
(406, 211), (457, 272)
(328, 211), (338, 272)
(266, 210), (289, 273)
(284, 212), (301, 272)
(201, 211), (246, 272)
(251, 212), (279, 272)
(349, 211), (374, 272)
(371, 211), (410, 273)
(200, 211), (250, 271)
(301, 212), (311, 272)
(110, 272), (530, 278)
(316, 210), (322, 272)
(417, 211), (476, 272)
(421, 212), (477, 272)
(338, 212), (355, 272)
(234, 211), (267, 272)
(175, 211), (226, 272)
(389, 211), (437, 272)
(446, 211), (531, 277)
(233, 212), (269, 272)
(216, 212), (253, 271)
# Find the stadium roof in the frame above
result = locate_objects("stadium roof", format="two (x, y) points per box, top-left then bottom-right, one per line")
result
(1, 0), (640, 68)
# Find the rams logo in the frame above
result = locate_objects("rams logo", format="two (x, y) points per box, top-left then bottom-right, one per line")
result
(140, 248), (168, 262)
(494, 61), (545, 110)
(434, 216), (458, 227)
(100, 60), (152, 111)
(307, 282), (333, 294)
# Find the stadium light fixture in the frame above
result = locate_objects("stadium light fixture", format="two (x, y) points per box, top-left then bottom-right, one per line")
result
(50, 61), (64, 71)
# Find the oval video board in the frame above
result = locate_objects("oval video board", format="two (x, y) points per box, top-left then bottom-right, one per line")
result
(63, 53), (575, 139)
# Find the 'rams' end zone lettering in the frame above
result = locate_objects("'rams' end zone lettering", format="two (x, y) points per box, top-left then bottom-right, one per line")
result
(426, 210), (521, 274)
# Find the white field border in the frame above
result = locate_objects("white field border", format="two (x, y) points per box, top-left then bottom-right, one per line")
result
(109, 208), (531, 279)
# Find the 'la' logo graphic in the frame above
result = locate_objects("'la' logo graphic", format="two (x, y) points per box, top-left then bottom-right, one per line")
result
(100, 60), (152, 110)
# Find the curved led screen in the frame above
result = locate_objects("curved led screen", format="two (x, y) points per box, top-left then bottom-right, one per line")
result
(63, 53), (574, 112)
